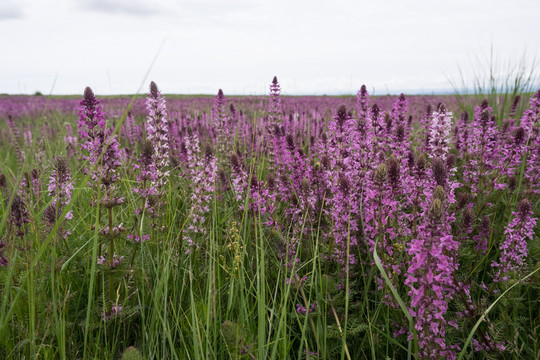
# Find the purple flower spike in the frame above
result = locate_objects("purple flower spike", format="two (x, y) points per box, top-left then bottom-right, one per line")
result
(357, 85), (370, 119)
(48, 157), (73, 207)
(268, 76), (282, 127)
(146, 81), (170, 192)
(428, 104), (453, 161)
(406, 190), (460, 359)
(492, 199), (537, 282)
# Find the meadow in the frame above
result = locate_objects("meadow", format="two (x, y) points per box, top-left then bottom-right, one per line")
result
(0, 78), (539, 360)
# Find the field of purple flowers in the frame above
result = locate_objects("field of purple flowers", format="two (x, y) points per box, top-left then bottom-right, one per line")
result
(0, 78), (539, 359)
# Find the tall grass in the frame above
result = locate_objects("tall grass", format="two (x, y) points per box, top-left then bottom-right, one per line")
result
(448, 46), (539, 123)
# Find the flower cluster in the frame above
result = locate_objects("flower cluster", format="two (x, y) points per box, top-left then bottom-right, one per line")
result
(146, 81), (170, 192)
(429, 104), (453, 160)
(492, 199), (537, 282)
(268, 76), (282, 127)
(183, 133), (218, 252)
(405, 190), (460, 359)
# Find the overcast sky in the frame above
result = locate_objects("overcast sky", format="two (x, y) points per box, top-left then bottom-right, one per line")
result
(1, 0), (539, 95)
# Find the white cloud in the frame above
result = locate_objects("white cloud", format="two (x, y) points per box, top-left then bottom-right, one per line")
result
(79, 0), (177, 16)
(0, 0), (23, 20)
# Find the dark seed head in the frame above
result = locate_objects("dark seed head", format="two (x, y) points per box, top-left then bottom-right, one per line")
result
(360, 84), (367, 96)
(285, 134), (295, 151)
(83, 87), (95, 102)
(501, 119), (513, 133)
(321, 155), (330, 170)
(415, 153), (427, 172)
(425, 104), (433, 117)
(204, 144), (213, 158)
(43, 204), (58, 225)
(385, 112), (392, 131)
(462, 208), (473, 229)
(433, 185), (446, 202)
(272, 76), (278, 85)
(508, 175), (517, 191)
(230, 153), (241, 171)
(510, 95), (521, 116)
(456, 192), (470, 209)
(514, 127), (525, 144)
(437, 103), (447, 113)
(266, 173), (276, 190)
(407, 151), (415, 169)
(338, 174), (350, 196)
(371, 104), (381, 119)
(374, 164), (387, 185)
(150, 81), (159, 97)
(518, 199), (532, 219)
(301, 177), (311, 194)
(396, 125), (405, 142)
(432, 157), (447, 187)
(446, 153), (455, 169)
(481, 99), (489, 109)
(386, 156), (400, 186)
(218, 169), (228, 185)
(428, 198), (444, 223)
(480, 215), (491, 231)
(336, 105), (348, 127)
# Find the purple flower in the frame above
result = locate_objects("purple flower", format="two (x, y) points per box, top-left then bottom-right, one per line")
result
(406, 189), (460, 358)
(102, 303), (122, 321)
(492, 199), (537, 282)
(428, 104), (453, 161)
(146, 81), (170, 191)
(356, 84), (370, 120)
(462, 99), (499, 194)
(48, 157), (73, 207)
(296, 301), (317, 315)
(97, 252), (124, 269)
(182, 134), (218, 251)
(77, 87), (106, 153)
(268, 76), (282, 127)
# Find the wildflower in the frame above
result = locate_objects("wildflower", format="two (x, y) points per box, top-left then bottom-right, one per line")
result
(146, 81), (170, 192)
(268, 76), (282, 127)
(406, 191), (460, 359)
(77, 87), (106, 165)
(182, 133), (218, 252)
(48, 157), (73, 207)
(356, 84), (370, 119)
(97, 253), (124, 269)
(391, 93), (409, 128)
(492, 199), (537, 282)
(429, 104), (453, 160)
(296, 301), (317, 315)
(102, 303), (122, 321)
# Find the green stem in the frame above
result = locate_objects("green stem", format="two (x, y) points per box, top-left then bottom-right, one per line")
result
(108, 207), (114, 313)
